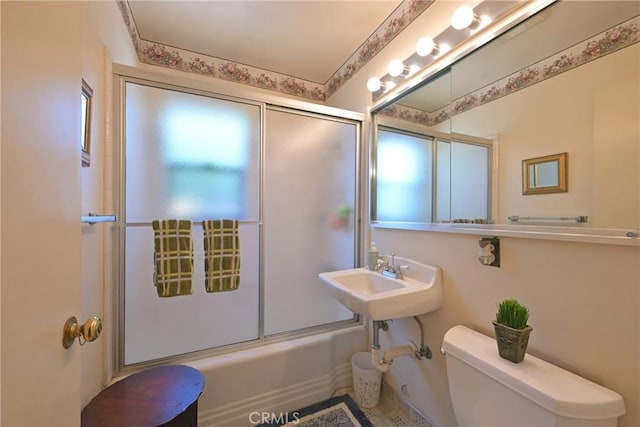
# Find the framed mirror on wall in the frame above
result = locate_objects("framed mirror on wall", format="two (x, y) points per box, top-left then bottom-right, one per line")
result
(522, 153), (567, 195)
(369, 0), (640, 236)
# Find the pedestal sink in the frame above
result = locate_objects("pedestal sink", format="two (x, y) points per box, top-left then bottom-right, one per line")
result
(319, 256), (443, 320)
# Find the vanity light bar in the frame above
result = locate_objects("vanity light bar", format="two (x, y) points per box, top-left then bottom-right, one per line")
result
(508, 215), (588, 223)
(367, 3), (499, 93)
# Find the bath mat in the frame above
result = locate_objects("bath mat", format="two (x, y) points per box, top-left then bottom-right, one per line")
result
(255, 394), (373, 427)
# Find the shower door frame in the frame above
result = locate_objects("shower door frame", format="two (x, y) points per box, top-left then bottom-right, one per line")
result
(111, 64), (367, 376)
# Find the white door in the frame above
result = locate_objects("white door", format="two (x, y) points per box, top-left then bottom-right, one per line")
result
(1, 2), (83, 425)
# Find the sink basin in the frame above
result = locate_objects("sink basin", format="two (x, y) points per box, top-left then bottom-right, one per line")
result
(319, 256), (443, 320)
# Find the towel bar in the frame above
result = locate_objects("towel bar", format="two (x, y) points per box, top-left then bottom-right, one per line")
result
(125, 220), (261, 227)
(508, 215), (588, 223)
(82, 214), (117, 225)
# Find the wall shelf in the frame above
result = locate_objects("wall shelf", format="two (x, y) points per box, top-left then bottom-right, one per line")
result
(371, 221), (640, 247)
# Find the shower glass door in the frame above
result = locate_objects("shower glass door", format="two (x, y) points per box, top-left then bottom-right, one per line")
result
(117, 76), (360, 367)
(122, 82), (261, 364)
(263, 107), (357, 335)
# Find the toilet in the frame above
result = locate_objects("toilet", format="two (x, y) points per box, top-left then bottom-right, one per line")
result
(441, 325), (625, 426)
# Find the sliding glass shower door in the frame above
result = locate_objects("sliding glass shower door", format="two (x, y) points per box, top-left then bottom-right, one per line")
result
(263, 107), (357, 335)
(122, 82), (262, 364)
(117, 76), (360, 367)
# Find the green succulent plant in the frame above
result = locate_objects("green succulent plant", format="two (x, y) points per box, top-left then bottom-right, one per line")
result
(495, 299), (530, 330)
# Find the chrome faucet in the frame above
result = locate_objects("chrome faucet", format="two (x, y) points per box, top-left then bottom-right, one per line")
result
(376, 252), (406, 279)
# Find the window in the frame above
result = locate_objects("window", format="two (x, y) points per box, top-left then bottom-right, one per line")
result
(124, 83), (260, 222)
(375, 126), (491, 224)
(376, 129), (433, 222)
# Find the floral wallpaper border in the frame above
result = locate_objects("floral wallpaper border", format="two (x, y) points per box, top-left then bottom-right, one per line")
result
(117, 0), (433, 103)
(324, 0), (434, 99)
(381, 16), (640, 126)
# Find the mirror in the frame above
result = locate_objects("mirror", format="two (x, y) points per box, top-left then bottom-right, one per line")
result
(522, 153), (567, 195)
(372, 1), (640, 230)
(81, 79), (93, 167)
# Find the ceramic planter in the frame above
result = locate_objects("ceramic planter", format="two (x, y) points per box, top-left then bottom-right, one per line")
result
(492, 321), (532, 363)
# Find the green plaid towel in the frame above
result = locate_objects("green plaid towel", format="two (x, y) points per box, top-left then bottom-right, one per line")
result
(152, 219), (193, 297)
(203, 219), (240, 292)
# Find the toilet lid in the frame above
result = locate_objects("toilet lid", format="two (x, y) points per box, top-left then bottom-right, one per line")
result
(442, 325), (625, 419)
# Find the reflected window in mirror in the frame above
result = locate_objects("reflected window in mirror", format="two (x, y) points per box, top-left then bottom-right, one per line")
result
(436, 140), (451, 221)
(376, 128), (433, 222)
(449, 140), (490, 220)
(374, 126), (491, 224)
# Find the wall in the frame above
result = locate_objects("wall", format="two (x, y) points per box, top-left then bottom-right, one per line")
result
(8, 2), (635, 425)
(370, 230), (639, 427)
(101, 7), (639, 427)
(324, 5), (640, 427)
(97, 5), (640, 427)
(78, 1), (138, 407)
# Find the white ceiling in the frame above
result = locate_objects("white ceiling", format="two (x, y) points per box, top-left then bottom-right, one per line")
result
(127, 0), (403, 84)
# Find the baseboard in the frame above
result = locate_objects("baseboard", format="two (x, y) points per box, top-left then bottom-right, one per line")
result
(198, 361), (352, 427)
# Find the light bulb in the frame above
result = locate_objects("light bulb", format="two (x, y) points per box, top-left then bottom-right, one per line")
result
(437, 43), (451, 57)
(384, 81), (396, 91)
(367, 77), (382, 92)
(416, 37), (436, 56)
(470, 15), (492, 34)
(452, 5), (475, 30)
(408, 64), (420, 76)
(388, 60), (406, 77)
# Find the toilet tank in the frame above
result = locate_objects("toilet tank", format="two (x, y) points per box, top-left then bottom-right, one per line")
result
(442, 326), (625, 427)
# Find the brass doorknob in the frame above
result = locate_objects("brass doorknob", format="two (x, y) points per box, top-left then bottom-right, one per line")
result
(62, 316), (102, 348)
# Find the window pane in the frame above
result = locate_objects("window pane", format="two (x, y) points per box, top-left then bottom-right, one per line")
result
(450, 141), (489, 220)
(436, 139), (451, 222)
(125, 83), (260, 222)
(377, 129), (433, 222)
(122, 83), (262, 364)
(124, 224), (260, 364)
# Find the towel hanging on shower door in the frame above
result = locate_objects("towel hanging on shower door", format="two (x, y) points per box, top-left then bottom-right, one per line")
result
(203, 219), (240, 293)
(151, 219), (193, 297)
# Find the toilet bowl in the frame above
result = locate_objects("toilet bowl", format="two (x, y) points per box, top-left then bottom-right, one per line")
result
(442, 325), (625, 426)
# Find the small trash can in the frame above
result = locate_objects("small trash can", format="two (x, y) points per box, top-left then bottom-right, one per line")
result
(351, 352), (382, 408)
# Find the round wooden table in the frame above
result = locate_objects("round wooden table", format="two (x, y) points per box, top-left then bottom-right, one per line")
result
(82, 365), (204, 427)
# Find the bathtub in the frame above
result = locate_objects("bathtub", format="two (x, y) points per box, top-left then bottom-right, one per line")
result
(186, 324), (367, 427)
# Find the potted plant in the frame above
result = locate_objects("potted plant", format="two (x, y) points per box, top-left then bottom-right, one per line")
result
(492, 299), (532, 363)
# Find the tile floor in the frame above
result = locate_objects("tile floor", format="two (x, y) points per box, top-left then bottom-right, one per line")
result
(334, 383), (434, 427)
